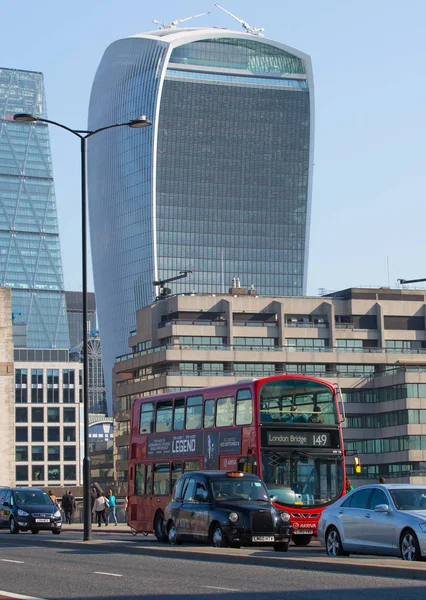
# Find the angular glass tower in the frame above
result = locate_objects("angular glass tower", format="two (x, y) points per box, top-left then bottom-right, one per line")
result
(88, 29), (314, 410)
(0, 68), (69, 348)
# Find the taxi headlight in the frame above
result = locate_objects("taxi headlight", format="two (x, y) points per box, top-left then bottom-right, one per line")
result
(280, 512), (291, 523)
(229, 512), (239, 523)
(419, 523), (426, 533)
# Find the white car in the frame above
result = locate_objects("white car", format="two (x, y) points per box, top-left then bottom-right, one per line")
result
(318, 484), (426, 561)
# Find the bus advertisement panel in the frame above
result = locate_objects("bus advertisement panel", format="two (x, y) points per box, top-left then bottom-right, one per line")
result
(128, 374), (347, 545)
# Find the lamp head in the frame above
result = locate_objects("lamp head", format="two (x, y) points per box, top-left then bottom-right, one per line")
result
(13, 113), (38, 123)
(128, 116), (151, 128)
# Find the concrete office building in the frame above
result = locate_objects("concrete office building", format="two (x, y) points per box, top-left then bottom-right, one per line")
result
(0, 287), (15, 487)
(112, 285), (426, 492)
(88, 28), (314, 413)
(0, 68), (69, 349)
(14, 347), (83, 487)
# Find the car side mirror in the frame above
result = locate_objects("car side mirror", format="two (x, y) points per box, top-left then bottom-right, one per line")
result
(270, 495), (277, 502)
(374, 504), (391, 513)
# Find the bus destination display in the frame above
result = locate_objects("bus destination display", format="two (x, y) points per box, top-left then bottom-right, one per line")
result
(265, 430), (331, 447)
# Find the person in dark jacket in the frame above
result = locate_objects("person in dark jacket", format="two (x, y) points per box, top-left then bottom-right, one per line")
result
(62, 490), (76, 524)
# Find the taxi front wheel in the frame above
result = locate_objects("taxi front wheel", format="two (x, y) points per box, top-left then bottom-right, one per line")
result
(273, 542), (289, 552)
(211, 523), (229, 548)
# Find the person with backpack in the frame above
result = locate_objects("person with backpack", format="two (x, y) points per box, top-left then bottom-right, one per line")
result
(92, 490), (108, 527)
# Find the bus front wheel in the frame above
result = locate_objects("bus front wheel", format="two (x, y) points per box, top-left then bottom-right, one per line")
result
(154, 511), (167, 542)
(292, 534), (312, 546)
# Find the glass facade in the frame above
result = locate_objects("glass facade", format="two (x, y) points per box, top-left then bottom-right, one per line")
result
(88, 31), (313, 412)
(0, 68), (69, 348)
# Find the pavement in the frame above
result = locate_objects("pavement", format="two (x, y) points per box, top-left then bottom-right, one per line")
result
(24, 524), (426, 581)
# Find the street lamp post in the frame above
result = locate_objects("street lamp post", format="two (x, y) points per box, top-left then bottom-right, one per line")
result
(13, 112), (151, 541)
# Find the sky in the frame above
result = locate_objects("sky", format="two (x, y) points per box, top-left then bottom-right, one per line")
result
(1, 0), (425, 296)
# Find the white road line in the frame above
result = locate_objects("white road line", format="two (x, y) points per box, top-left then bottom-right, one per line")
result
(0, 559), (25, 564)
(202, 586), (241, 592)
(93, 571), (123, 577)
(0, 591), (46, 600)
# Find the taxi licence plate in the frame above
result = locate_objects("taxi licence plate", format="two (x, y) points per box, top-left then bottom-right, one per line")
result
(252, 536), (274, 542)
(35, 519), (50, 523)
(293, 530), (313, 535)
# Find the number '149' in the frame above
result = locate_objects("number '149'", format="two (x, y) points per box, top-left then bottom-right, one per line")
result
(313, 434), (327, 446)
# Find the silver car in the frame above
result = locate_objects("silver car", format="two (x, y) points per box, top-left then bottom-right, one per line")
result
(318, 484), (426, 561)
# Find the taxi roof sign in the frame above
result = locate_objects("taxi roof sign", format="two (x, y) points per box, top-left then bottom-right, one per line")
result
(225, 471), (244, 478)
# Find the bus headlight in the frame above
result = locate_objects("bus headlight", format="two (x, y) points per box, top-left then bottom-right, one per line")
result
(229, 512), (239, 523)
(280, 512), (290, 523)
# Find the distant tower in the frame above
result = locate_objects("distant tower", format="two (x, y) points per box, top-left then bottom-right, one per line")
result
(0, 68), (69, 348)
(88, 28), (314, 411)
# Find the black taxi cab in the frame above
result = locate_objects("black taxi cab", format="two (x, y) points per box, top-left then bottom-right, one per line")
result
(164, 471), (292, 551)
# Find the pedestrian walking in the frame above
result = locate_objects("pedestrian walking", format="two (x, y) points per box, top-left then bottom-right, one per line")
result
(48, 490), (57, 505)
(107, 489), (118, 525)
(62, 490), (76, 524)
(91, 486), (97, 523)
(92, 491), (108, 527)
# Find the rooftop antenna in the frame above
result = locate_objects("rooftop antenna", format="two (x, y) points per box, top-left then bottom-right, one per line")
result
(153, 270), (193, 301)
(153, 11), (210, 29)
(215, 3), (264, 36)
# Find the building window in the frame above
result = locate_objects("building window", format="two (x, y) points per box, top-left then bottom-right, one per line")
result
(32, 427), (44, 442)
(16, 446), (28, 461)
(47, 369), (59, 403)
(31, 369), (44, 403)
(15, 368), (28, 403)
(64, 427), (76, 442)
(235, 337), (279, 349)
(48, 446), (60, 461)
(63, 446), (76, 461)
(64, 465), (76, 481)
(32, 407), (44, 422)
(48, 466), (60, 481)
(63, 407), (75, 423)
(32, 466), (44, 482)
(48, 427), (60, 442)
(63, 370), (75, 403)
(16, 465), (28, 481)
(32, 446), (44, 461)
(47, 407), (60, 423)
(15, 407), (27, 423)
(16, 427), (28, 442)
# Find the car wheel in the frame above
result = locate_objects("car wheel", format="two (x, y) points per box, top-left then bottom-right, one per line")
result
(325, 526), (347, 557)
(154, 511), (167, 542)
(273, 541), (289, 552)
(400, 529), (421, 561)
(211, 523), (228, 548)
(168, 522), (181, 546)
(292, 534), (312, 546)
(31, 529), (39, 535)
(9, 517), (19, 534)
(130, 527), (138, 536)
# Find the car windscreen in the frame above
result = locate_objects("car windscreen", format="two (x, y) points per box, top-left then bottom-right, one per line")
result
(390, 488), (426, 511)
(211, 478), (270, 501)
(14, 490), (53, 506)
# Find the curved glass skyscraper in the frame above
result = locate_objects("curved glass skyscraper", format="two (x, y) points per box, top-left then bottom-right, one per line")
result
(88, 28), (314, 410)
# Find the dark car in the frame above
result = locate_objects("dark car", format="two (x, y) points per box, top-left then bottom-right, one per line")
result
(0, 487), (62, 534)
(164, 471), (292, 551)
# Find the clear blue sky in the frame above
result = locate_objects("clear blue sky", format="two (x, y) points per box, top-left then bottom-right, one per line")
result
(2, 0), (425, 295)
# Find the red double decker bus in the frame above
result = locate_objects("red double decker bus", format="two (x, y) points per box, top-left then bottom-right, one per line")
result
(128, 374), (347, 544)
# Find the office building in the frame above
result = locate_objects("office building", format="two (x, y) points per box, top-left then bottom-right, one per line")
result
(0, 68), (69, 349)
(112, 286), (426, 492)
(88, 28), (314, 412)
(14, 347), (83, 487)
(0, 287), (15, 486)
(65, 291), (96, 349)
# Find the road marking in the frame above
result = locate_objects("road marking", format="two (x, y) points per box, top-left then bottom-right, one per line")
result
(0, 559), (25, 564)
(202, 586), (241, 592)
(93, 571), (123, 577)
(0, 591), (46, 599)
